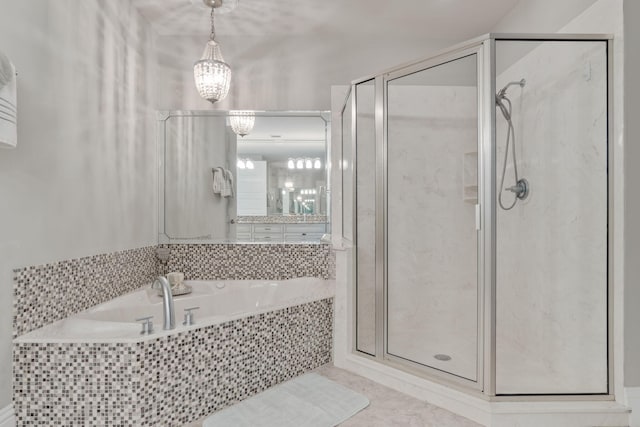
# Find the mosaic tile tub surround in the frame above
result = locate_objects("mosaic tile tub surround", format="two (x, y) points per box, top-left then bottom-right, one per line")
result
(14, 298), (334, 426)
(13, 242), (336, 426)
(164, 243), (335, 280)
(13, 246), (157, 337)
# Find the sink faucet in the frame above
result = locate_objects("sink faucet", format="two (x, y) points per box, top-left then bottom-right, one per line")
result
(152, 276), (175, 330)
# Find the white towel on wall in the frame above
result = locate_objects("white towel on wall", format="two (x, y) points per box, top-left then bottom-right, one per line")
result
(212, 167), (224, 194)
(222, 169), (234, 198)
(0, 51), (17, 148)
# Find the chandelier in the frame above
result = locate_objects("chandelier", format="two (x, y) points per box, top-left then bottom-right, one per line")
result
(193, 0), (231, 103)
(229, 111), (255, 137)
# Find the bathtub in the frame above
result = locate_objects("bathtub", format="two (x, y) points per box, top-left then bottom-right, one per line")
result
(14, 276), (335, 425)
(15, 276), (335, 343)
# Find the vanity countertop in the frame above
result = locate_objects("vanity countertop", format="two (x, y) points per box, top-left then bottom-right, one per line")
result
(236, 215), (328, 224)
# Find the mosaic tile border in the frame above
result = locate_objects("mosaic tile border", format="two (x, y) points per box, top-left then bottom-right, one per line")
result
(13, 298), (333, 426)
(13, 246), (158, 337)
(164, 243), (335, 280)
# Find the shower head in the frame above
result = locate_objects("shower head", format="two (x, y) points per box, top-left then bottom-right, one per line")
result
(497, 78), (526, 99)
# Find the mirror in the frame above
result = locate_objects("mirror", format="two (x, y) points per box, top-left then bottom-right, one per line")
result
(158, 111), (330, 243)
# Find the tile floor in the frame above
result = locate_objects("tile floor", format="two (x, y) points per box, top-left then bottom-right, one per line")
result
(189, 364), (481, 426)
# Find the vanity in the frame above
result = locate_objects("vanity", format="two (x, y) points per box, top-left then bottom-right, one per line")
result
(236, 216), (328, 242)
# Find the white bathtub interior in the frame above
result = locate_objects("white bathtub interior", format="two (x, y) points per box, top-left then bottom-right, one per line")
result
(16, 277), (335, 343)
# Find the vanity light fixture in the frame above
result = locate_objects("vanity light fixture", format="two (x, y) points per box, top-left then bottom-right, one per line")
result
(237, 158), (254, 169)
(314, 158), (322, 169)
(193, 0), (231, 104)
(229, 110), (255, 137)
(296, 158), (304, 169)
(287, 158), (295, 169)
(305, 158), (313, 169)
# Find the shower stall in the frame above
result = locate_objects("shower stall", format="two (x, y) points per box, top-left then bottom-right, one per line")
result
(341, 34), (612, 399)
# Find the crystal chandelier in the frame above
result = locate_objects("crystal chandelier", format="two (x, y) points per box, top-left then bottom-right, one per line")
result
(229, 110), (255, 137)
(194, 0), (231, 103)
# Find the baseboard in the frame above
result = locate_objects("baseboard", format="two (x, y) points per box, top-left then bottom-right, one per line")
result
(338, 354), (630, 427)
(626, 386), (640, 427)
(0, 404), (14, 427)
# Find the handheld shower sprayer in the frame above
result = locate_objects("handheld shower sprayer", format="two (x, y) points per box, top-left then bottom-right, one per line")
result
(496, 78), (528, 211)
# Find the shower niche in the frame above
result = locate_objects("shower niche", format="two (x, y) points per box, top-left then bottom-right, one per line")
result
(342, 34), (612, 399)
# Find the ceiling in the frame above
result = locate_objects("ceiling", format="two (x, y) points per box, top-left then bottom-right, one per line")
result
(134, 0), (521, 40)
(139, 0), (525, 111)
(138, 0), (524, 149)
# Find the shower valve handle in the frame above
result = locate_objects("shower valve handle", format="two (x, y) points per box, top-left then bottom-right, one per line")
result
(504, 178), (529, 200)
(505, 184), (522, 193)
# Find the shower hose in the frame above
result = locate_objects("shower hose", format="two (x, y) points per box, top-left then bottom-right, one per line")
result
(496, 92), (519, 211)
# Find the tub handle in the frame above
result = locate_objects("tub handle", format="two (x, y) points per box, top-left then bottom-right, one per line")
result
(183, 306), (200, 326)
(135, 316), (154, 335)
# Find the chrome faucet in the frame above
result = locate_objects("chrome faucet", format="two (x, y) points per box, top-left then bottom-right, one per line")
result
(151, 276), (175, 330)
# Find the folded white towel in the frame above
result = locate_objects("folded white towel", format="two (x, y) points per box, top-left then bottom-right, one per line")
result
(212, 167), (224, 194)
(222, 169), (234, 198)
(0, 51), (17, 148)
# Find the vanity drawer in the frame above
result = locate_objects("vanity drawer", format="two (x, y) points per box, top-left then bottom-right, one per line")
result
(284, 223), (326, 234)
(253, 224), (284, 233)
(236, 224), (252, 233)
(253, 233), (281, 242)
(284, 232), (324, 242)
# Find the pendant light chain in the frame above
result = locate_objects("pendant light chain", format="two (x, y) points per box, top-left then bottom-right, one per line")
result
(210, 6), (216, 41)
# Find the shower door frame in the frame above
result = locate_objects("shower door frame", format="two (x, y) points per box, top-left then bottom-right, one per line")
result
(347, 33), (615, 401)
(381, 43), (488, 392)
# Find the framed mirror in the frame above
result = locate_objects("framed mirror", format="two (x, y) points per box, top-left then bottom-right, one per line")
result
(158, 111), (330, 243)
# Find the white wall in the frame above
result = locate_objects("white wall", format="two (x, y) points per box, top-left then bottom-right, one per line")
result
(491, 0), (599, 33)
(624, 0), (640, 388)
(164, 115), (236, 239)
(0, 0), (157, 408)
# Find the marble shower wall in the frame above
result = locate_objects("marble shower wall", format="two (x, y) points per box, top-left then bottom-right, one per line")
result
(495, 40), (609, 394)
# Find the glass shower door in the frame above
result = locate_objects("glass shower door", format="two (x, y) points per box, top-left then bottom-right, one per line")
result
(385, 53), (480, 382)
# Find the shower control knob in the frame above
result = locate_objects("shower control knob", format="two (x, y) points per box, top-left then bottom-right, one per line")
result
(505, 178), (529, 200)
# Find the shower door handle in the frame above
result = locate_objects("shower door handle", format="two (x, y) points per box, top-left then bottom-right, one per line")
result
(475, 204), (481, 231)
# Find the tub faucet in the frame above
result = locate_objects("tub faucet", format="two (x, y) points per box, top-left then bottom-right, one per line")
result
(152, 276), (175, 330)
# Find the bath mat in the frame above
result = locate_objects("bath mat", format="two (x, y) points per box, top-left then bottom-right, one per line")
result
(203, 373), (370, 427)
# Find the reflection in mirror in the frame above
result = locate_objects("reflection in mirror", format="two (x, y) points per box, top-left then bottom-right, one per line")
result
(236, 116), (327, 217)
(159, 111), (330, 243)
